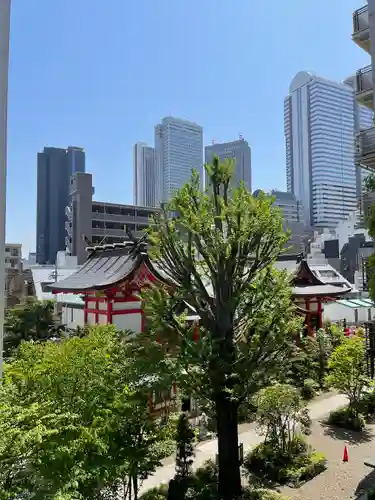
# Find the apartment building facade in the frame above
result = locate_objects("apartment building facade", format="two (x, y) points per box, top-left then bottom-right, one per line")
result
(66, 172), (158, 264)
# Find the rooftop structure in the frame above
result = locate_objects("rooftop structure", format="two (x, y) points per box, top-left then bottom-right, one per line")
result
(66, 172), (158, 265)
(50, 238), (351, 338)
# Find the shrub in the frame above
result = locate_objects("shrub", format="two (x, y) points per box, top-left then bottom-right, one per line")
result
(326, 336), (369, 415)
(368, 489), (375, 500)
(327, 406), (366, 431)
(301, 379), (319, 400)
(358, 390), (375, 418)
(244, 437), (327, 486)
(140, 460), (291, 500)
(140, 484), (168, 499)
(254, 384), (311, 453)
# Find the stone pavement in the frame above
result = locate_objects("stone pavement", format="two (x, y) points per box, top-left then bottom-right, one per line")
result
(140, 392), (347, 494)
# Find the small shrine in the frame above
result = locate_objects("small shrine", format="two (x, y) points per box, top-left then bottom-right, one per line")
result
(276, 255), (352, 336)
(50, 242), (352, 339)
(50, 237), (170, 334)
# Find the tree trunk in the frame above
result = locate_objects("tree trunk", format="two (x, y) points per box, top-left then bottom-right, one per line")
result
(216, 391), (242, 499)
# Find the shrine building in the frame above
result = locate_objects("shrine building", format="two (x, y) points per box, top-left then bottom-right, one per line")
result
(49, 242), (352, 338)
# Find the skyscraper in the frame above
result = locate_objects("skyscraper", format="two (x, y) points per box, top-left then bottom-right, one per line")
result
(204, 139), (251, 193)
(36, 146), (85, 264)
(154, 117), (203, 204)
(284, 71), (373, 229)
(133, 142), (156, 207)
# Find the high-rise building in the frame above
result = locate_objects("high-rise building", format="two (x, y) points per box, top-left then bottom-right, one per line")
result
(204, 139), (251, 193)
(155, 117), (203, 204)
(285, 71), (373, 229)
(36, 146), (85, 264)
(253, 189), (312, 254)
(133, 142), (155, 207)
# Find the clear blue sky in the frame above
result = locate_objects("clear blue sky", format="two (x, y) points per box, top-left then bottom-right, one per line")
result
(6, 0), (370, 255)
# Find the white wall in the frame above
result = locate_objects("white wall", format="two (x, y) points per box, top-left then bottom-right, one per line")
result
(61, 305), (84, 329)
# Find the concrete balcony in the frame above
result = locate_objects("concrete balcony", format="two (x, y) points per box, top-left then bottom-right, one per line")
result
(353, 4), (370, 54)
(356, 65), (373, 109)
(356, 126), (375, 169)
(65, 205), (72, 220)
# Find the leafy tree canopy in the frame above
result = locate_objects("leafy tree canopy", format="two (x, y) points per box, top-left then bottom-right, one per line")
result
(4, 298), (63, 359)
(0, 325), (175, 500)
(141, 157), (301, 499)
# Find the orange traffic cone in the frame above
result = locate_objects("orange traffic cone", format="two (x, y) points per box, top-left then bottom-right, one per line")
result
(343, 445), (349, 462)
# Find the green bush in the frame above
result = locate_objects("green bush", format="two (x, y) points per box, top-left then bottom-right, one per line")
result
(358, 390), (375, 417)
(244, 436), (326, 486)
(327, 406), (366, 431)
(140, 483), (168, 499)
(140, 460), (291, 500)
(368, 488), (375, 500)
(301, 379), (319, 400)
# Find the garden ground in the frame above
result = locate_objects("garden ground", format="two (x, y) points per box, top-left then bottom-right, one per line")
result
(140, 392), (345, 493)
(140, 392), (375, 499)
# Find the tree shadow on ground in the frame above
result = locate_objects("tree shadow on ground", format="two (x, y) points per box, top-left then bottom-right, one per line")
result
(354, 468), (375, 499)
(321, 422), (374, 444)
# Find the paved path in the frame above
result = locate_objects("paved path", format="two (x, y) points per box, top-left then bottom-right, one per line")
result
(140, 392), (347, 494)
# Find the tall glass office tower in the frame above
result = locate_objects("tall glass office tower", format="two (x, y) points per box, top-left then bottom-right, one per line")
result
(284, 71), (373, 229)
(155, 117), (203, 204)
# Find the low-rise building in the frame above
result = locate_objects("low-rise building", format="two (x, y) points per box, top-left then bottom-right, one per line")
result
(65, 172), (159, 264)
(5, 243), (22, 270)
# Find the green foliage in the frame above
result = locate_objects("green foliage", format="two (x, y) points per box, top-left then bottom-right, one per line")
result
(326, 336), (369, 412)
(0, 325), (175, 499)
(140, 460), (291, 500)
(4, 298), (64, 359)
(327, 406), (366, 431)
(324, 323), (345, 349)
(254, 384), (311, 454)
(358, 389), (375, 417)
(143, 157), (301, 499)
(300, 379), (319, 400)
(244, 384), (325, 487)
(364, 173), (375, 193)
(175, 413), (195, 479)
(281, 331), (333, 390)
(244, 437), (326, 486)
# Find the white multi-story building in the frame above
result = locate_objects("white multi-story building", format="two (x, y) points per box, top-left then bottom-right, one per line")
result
(4, 244), (22, 271)
(155, 117), (203, 204)
(284, 71), (373, 229)
(205, 139), (251, 193)
(133, 142), (155, 207)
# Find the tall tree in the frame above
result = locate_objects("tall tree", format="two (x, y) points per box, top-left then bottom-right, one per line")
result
(4, 298), (63, 358)
(0, 326), (175, 499)
(144, 158), (301, 499)
(175, 412), (195, 479)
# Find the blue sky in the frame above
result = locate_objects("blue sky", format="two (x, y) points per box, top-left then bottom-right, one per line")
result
(6, 0), (370, 255)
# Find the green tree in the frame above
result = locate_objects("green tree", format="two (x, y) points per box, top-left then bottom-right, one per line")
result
(4, 298), (63, 359)
(0, 326), (175, 499)
(175, 412), (195, 479)
(254, 384), (311, 453)
(326, 335), (369, 414)
(143, 158), (301, 499)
